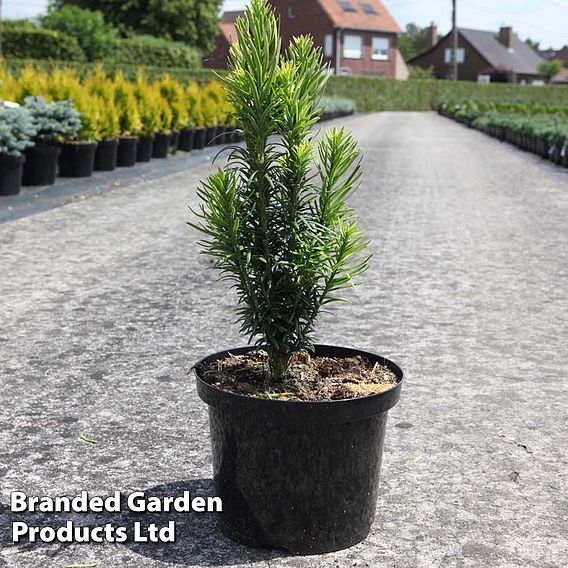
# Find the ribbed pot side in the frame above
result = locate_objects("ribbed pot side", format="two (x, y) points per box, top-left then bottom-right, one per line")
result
(194, 344), (403, 555)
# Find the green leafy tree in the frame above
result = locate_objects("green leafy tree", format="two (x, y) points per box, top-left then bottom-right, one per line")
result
(525, 38), (540, 50)
(42, 5), (117, 61)
(399, 23), (429, 61)
(190, 0), (370, 378)
(538, 59), (564, 82)
(53, 0), (223, 52)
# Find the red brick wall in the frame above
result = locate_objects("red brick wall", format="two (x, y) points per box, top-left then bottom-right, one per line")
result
(410, 33), (490, 81)
(204, 35), (231, 70)
(338, 31), (398, 77)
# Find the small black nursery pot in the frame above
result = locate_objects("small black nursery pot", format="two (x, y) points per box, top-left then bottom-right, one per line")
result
(178, 128), (195, 152)
(194, 344), (403, 555)
(152, 132), (170, 159)
(22, 143), (60, 186)
(0, 154), (25, 195)
(136, 135), (154, 162)
(94, 138), (118, 171)
(193, 128), (206, 150)
(116, 136), (139, 167)
(58, 142), (97, 178)
(205, 126), (217, 146)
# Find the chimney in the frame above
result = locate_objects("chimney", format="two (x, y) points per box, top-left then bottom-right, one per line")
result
(427, 22), (438, 48)
(499, 26), (513, 49)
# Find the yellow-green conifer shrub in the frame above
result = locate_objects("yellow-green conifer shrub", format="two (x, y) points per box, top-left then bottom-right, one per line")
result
(157, 74), (189, 130)
(186, 81), (204, 128)
(13, 64), (50, 103)
(148, 82), (173, 133)
(201, 80), (223, 127)
(113, 72), (142, 137)
(0, 62), (18, 102)
(133, 71), (159, 136)
(84, 66), (120, 140)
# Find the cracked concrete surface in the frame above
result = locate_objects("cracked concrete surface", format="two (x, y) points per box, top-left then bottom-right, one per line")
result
(0, 112), (567, 568)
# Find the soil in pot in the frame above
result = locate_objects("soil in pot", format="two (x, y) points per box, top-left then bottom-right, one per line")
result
(178, 128), (195, 152)
(22, 143), (60, 186)
(94, 138), (118, 171)
(58, 142), (97, 178)
(152, 132), (170, 158)
(194, 345), (403, 555)
(136, 135), (154, 162)
(0, 154), (25, 196)
(193, 128), (206, 150)
(116, 136), (139, 167)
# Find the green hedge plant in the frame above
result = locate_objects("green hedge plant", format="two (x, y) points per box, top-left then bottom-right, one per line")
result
(112, 35), (201, 69)
(191, 0), (370, 378)
(2, 27), (85, 62)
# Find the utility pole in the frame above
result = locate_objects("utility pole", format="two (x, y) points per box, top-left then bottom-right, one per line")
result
(0, 0), (3, 59)
(451, 0), (458, 80)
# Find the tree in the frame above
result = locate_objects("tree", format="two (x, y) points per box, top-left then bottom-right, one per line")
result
(399, 23), (429, 61)
(42, 5), (117, 61)
(191, 1), (370, 378)
(538, 59), (564, 82)
(53, 0), (223, 52)
(525, 37), (540, 50)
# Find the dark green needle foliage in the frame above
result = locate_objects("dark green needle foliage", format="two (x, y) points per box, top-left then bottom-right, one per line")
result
(190, 0), (370, 379)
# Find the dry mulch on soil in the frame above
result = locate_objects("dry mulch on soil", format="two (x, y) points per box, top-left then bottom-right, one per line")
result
(197, 350), (398, 401)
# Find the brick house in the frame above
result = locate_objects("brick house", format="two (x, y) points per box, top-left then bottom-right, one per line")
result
(409, 24), (545, 84)
(538, 46), (568, 67)
(205, 0), (408, 79)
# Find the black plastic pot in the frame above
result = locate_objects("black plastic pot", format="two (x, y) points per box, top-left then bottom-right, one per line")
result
(152, 132), (170, 158)
(178, 128), (195, 152)
(0, 154), (25, 196)
(193, 127), (206, 150)
(116, 136), (139, 167)
(205, 126), (217, 146)
(169, 130), (180, 154)
(22, 143), (60, 186)
(136, 135), (154, 162)
(94, 138), (118, 171)
(194, 344), (403, 555)
(58, 142), (97, 178)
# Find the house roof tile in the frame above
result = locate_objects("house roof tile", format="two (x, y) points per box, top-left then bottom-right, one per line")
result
(459, 28), (544, 75)
(316, 0), (401, 32)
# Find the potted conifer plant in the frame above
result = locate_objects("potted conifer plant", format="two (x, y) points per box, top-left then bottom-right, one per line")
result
(133, 72), (158, 162)
(58, 91), (99, 178)
(187, 82), (206, 150)
(151, 83), (173, 159)
(0, 105), (36, 195)
(190, 0), (403, 555)
(22, 99), (81, 186)
(114, 73), (142, 167)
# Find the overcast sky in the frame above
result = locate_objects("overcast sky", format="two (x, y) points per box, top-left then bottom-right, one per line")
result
(3, 0), (567, 47)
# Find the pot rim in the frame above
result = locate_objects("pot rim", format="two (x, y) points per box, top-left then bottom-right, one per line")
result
(194, 344), (403, 423)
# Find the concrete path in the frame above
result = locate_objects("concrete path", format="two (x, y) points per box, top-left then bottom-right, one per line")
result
(1, 112), (567, 568)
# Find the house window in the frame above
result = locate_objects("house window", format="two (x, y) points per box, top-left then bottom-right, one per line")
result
(324, 34), (333, 58)
(339, 1), (357, 12)
(444, 47), (465, 64)
(287, 6), (296, 19)
(477, 74), (491, 84)
(361, 2), (378, 14)
(344, 34), (363, 59)
(372, 37), (390, 60)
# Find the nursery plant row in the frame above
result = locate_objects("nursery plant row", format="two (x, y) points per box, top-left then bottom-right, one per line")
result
(439, 100), (568, 169)
(0, 64), (355, 196)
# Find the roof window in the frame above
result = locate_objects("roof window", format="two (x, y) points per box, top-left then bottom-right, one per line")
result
(339, 1), (357, 12)
(361, 3), (378, 14)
